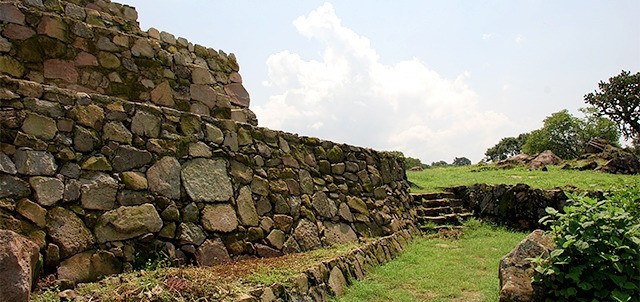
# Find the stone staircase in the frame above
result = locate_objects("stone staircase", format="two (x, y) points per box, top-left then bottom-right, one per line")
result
(412, 192), (474, 233)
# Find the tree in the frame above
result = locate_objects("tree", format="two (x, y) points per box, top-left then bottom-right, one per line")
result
(584, 70), (639, 140)
(484, 133), (530, 162)
(404, 156), (427, 169)
(522, 109), (620, 159)
(431, 160), (448, 167)
(452, 157), (471, 166)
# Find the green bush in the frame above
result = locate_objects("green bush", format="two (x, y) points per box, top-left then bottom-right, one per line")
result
(532, 188), (640, 302)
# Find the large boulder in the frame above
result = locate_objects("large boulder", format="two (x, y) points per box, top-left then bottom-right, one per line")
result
(528, 150), (561, 170)
(57, 250), (121, 283)
(499, 229), (554, 302)
(0, 230), (41, 302)
(599, 154), (640, 175)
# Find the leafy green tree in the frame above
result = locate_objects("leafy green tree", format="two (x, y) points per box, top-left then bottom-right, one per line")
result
(584, 70), (639, 140)
(522, 109), (620, 159)
(404, 156), (427, 169)
(452, 157), (471, 166)
(431, 160), (448, 167)
(484, 133), (530, 162)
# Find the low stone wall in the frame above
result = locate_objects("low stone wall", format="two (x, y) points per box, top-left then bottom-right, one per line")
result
(0, 75), (413, 284)
(448, 184), (570, 230)
(0, 0), (257, 124)
(238, 228), (418, 302)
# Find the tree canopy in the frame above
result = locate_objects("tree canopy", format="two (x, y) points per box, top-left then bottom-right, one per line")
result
(584, 70), (639, 140)
(484, 133), (530, 162)
(452, 157), (471, 166)
(522, 109), (620, 159)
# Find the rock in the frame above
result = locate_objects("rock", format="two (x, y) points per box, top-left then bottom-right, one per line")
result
(0, 4), (25, 25)
(346, 196), (369, 215)
(323, 222), (358, 245)
(499, 230), (554, 302)
(0, 55), (25, 77)
(16, 199), (46, 228)
(204, 124), (224, 144)
(529, 150), (562, 170)
(272, 215), (294, 232)
(600, 155), (640, 175)
(81, 156), (112, 171)
(292, 219), (321, 252)
(147, 156), (181, 199)
(190, 84), (217, 108)
(181, 158), (233, 202)
(43, 59), (78, 83)
(177, 222), (206, 246)
(338, 203), (354, 222)
(29, 176), (64, 206)
(80, 173), (117, 210)
(0, 230), (40, 302)
(131, 38), (154, 58)
(121, 171), (148, 190)
(195, 238), (230, 266)
(498, 154), (534, 168)
(46, 207), (95, 258)
(192, 67), (215, 85)
(0, 152), (17, 174)
(74, 126), (100, 152)
(181, 203), (199, 223)
(150, 81), (174, 107)
(70, 104), (104, 129)
(111, 145), (152, 172)
(201, 204), (238, 233)
(14, 149), (57, 175)
(131, 110), (161, 138)
(266, 229), (286, 250)
(229, 161), (253, 184)
(0, 175), (31, 199)
(57, 250), (121, 284)
(94, 204), (163, 243)
(102, 121), (132, 144)
(224, 83), (250, 107)
(37, 16), (67, 42)
(311, 192), (337, 218)
(188, 142), (212, 158)
(98, 52), (120, 69)
(255, 244), (283, 258)
(328, 266), (347, 296)
(236, 186), (259, 226)
(21, 112), (57, 140)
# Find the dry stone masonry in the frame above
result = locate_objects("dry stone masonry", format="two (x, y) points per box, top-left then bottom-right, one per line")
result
(0, 0), (257, 125)
(0, 0), (414, 290)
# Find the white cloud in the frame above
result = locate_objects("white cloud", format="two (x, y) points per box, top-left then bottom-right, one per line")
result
(253, 2), (511, 163)
(482, 33), (494, 40)
(515, 34), (527, 44)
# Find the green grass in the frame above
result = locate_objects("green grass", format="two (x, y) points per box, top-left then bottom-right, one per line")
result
(407, 165), (640, 192)
(336, 220), (528, 302)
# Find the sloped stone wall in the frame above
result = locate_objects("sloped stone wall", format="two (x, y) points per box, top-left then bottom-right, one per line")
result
(0, 75), (413, 284)
(0, 0), (257, 125)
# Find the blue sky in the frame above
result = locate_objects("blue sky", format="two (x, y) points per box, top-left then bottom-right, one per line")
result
(123, 1), (639, 163)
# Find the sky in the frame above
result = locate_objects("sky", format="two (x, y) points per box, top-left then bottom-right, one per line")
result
(123, 1), (640, 164)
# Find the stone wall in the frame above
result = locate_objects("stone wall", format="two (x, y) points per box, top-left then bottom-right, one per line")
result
(0, 75), (413, 284)
(0, 0), (257, 125)
(448, 184), (570, 230)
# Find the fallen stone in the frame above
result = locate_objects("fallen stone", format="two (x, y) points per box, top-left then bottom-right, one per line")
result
(499, 229), (554, 302)
(94, 204), (163, 243)
(0, 230), (40, 302)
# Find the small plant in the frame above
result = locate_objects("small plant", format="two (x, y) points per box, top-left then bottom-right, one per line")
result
(531, 188), (640, 302)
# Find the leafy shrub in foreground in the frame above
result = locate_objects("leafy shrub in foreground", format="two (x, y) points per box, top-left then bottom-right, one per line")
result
(532, 188), (640, 302)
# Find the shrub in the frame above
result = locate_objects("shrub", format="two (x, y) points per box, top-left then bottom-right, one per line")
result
(532, 188), (640, 302)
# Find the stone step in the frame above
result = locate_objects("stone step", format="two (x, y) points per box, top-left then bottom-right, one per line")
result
(411, 191), (456, 202)
(416, 206), (466, 216)
(418, 212), (474, 225)
(420, 198), (463, 208)
(420, 225), (465, 233)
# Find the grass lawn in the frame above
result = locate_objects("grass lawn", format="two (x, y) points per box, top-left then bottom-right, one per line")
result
(407, 165), (640, 192)
(336, 220), (527, 302)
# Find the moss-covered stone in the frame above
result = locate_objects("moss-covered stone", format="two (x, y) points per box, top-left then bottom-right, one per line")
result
(0, 55), (25, 77)
(326, 145), (344, 163)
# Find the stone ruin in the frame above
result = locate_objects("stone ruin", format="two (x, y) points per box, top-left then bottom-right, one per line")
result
(0, 0), (417, 297)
